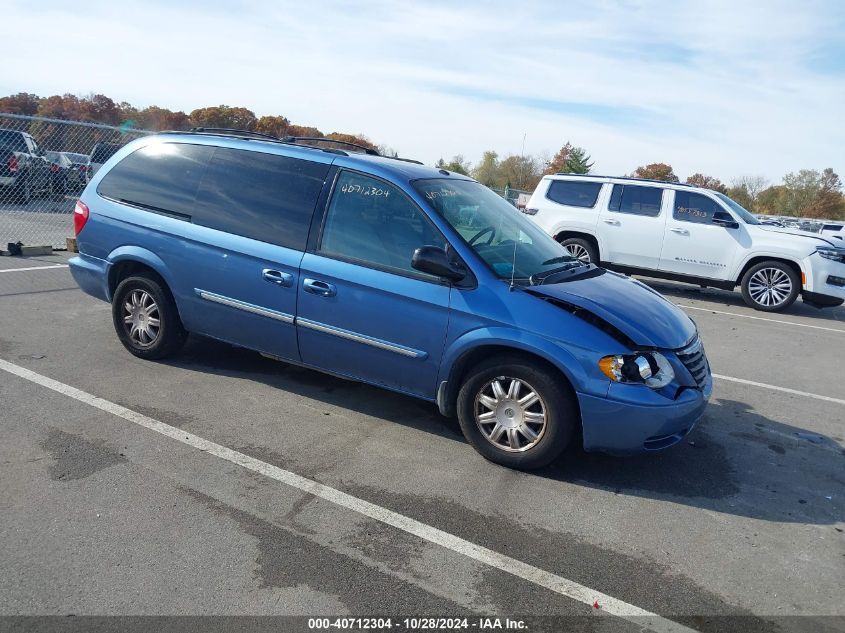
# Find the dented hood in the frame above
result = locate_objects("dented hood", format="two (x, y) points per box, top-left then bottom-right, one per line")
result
(523, 270), (696, 349)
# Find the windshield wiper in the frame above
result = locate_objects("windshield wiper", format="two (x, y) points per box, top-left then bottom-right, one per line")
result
(529, 262), (588, 285)
(541, 255), (579, 266)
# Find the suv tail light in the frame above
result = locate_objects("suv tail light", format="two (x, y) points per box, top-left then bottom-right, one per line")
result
(50, 163), (60, 173)
(7, 156), (18, 172)
(73, 200), (89, 235)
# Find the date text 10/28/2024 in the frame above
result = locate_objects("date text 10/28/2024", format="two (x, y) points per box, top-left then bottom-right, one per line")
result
(308, 618), (528, 630)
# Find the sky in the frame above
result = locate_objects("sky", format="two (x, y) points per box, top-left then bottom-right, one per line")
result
(2, 0), (844, 184)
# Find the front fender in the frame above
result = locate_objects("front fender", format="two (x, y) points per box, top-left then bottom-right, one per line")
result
(438, 326), (610, 410)
(105, 245), (172, 301)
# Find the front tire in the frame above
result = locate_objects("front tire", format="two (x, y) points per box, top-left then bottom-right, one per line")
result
(740, 261), (800, 312)
(558, 237), (597, 263)
(457, 355), (578, 469)
(112, 274), (187, 359)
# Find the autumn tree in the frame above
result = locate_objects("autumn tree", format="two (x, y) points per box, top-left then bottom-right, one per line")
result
(472, 151), (500, 187)
(0, 92), (41, 115)
(326, 132), (377, 151)
(546, 143), (592, 174)
(732, 175), (768, 202)
(189, 105), (257, 130)
(756, 186), (788, 215)
(631, 163), (679, 182)
(685, 173), (727, 193)
(498, 154), (543, 190)
(255, 115), (291, 137)
(725, 185), (755, 211)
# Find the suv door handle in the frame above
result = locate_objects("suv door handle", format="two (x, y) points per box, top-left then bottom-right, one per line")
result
(303, 278), (336, 297)
(603, 219), (621, 226)
(670, 228), (690, 236)
(262, 269), (293, 287)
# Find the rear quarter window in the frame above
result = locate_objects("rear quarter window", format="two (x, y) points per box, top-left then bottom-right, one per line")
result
(96, 143), (213, 218)
(545, 180), (603, 208)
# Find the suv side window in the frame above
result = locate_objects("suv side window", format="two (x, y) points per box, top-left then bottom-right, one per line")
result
(608, 184), (663, 216)
(673, 191), (725, 224)
(546, 180), (602, 208)
(193, 147), (329, 250)
(320, 171), (446, 275)
(97, 143), (213, 218)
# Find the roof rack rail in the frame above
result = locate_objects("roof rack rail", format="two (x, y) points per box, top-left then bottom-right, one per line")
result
(553, 172), (699, 188)
(282, 136), (380, 156)
(190, 127), (281, 142)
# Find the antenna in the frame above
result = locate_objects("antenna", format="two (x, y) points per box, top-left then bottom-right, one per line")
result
(509, 236), (518, 291)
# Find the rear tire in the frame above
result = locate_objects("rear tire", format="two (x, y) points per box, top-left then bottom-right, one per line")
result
(112, 274), (187, 359)
(457, 355), (578, 469)
(740, 261), (800, 312)
(558, 237), (597, 264)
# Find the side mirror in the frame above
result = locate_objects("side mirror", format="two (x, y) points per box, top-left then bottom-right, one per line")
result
(411, 246), (466, 282)
(712, 216), (739, 229)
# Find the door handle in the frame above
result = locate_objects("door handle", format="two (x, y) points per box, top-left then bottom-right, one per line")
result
(262, 269), (293, 287)
(603, 219), (621, 226)
(670, 228), (690, 236)
(303, 278), (336, 297)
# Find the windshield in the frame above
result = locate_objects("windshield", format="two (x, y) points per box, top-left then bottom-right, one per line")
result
(414, 178), (578, 282)
(715, 192), (761, 225)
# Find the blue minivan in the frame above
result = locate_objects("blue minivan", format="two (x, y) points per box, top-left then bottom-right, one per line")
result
(69, 130), (711, 469)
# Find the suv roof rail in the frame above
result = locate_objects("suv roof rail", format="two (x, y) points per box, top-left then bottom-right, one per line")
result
(190, 127), (280, 141)
(282, 136), (380, 156)
(553, 172), (700, 189)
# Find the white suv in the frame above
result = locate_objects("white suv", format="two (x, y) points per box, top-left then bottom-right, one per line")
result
(524, 175), (845, 312)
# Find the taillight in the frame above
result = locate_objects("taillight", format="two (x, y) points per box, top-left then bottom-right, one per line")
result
(73, 200), (90, 235)
(79, 164), (87, 172)
(7, 156), (18, 172)
(50, 163), (60, 173)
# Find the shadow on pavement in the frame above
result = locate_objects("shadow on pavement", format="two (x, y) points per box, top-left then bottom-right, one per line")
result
(165, 337), (844, 526)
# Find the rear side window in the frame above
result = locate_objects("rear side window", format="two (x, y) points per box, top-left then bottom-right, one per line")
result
(91, 143), (122, 163)
(608, 184), (663, 216)
(545, 180), (602, 208)
(0, 130), (28, 153)
(673, 191), (724, 224)
(193, 147), (329, 250)
(97, 143), (213, 218)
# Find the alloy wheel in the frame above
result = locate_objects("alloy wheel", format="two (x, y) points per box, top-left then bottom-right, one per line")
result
(564, 243), (591, 262)
(122, 289), (161, 347)
(748, 267), (793, 308)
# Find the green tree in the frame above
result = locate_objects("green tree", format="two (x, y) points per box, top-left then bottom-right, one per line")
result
(685, 173), (727, 194)
(756, 185), (789, 215)
(726, 185), (755, 211)
(563, 146), (593, 174)
(472, 151), (500, 187)
(436, 155), (471, 175)
(189, 105), (257, 130)
(630, 163), (679, 182)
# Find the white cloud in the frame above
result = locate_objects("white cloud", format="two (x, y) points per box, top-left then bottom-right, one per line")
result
(1, 0), (843, 183)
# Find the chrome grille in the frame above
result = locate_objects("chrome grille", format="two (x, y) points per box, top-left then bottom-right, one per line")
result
(676, 336), (709, 389)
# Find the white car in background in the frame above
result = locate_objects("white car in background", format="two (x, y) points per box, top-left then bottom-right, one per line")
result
(820, 223), (844, 243)
(523, 174), (845, 312)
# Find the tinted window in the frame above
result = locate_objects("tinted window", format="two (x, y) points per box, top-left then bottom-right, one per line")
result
(608, 184), (663, 216)
(321, 171), (445, 274)
(194, 147), (328, 250)
(674, 191), (725, 224)
(0, 130), (28, 153)
(546, 180), (602, 208)
(97, 143), (213, 217)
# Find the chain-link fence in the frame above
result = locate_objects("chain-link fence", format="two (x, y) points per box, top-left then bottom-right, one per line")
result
(490, 186), (532, 208)
(0, 113), (152, 251)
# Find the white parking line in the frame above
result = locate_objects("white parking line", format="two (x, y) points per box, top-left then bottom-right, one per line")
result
(714, 374), (845, 406)
(678, 304), (845, 334)
(0, 357), (695, 633)
(0, 264), (69, 274)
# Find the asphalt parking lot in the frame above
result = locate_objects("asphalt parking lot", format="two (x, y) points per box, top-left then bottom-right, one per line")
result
(0, 253), (843, 632)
